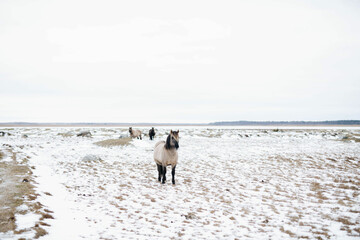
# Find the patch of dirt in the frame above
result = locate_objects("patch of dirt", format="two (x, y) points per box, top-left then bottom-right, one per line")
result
(94, 138), (132, 147)
(182, 212), (197, 220)
(0, 148), (48, 238)
(340, 134), (360, 143)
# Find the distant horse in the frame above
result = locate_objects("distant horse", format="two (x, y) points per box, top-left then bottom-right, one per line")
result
(0, 131), (11, 136)
(77, 131), (92, 137)
(154, 130), (179, 184)
(129, 127), (142, 140)
(149, 127), (156, 140)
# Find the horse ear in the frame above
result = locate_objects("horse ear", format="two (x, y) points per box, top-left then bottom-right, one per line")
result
(177, 130), (179, 133)
(170, 130), (173, 134)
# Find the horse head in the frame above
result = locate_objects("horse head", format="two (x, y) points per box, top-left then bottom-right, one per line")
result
(166, 130), (179, 150)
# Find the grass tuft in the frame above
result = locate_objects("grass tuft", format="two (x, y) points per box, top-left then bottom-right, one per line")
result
(94, 138), (132, 147)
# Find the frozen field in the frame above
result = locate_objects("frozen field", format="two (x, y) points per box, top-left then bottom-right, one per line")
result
(0, 126), (360, 239)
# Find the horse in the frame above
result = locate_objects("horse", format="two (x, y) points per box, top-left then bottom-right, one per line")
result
(129, 127), (142, 140)
(77, 131), (92, 137)
(154, 130), (179, 184)
(149, 127), (156, 140)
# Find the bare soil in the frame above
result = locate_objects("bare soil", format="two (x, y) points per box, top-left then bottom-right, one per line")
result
(94, 138), (132, 147)
(0, 147), (48, 238)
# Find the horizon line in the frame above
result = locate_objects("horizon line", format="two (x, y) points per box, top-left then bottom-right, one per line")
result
(1, 120), (360, 127)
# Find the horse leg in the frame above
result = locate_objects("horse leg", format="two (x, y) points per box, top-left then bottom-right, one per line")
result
(162, 166), (166, 184)
(140, 135), (142, 140)
(157, 164), (162, 182)
(171, 165), (176, 184)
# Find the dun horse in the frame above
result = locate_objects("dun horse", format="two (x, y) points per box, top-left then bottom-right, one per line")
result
(129, 127), (142, 140)
(154, 130), (179, 184)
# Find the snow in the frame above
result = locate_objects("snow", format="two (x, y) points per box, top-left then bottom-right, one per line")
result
(15, 212), (40, 231)
(16, 204), (29, 212)
(1, 126), (360, 239)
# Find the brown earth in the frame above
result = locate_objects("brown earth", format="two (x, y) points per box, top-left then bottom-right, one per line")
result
(0, 148), (49, 238)
(94, 138), (132, 147)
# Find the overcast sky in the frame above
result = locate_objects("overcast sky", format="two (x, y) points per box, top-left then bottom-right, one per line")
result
(0, 0), (359, 123)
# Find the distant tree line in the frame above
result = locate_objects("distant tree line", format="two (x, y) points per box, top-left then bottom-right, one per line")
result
(209, 120), (360, 126)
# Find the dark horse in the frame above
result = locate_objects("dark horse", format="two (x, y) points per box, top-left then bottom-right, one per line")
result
(149, 127), (156, 140)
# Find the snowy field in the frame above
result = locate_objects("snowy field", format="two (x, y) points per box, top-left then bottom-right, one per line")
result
(1, 126), (360, 239)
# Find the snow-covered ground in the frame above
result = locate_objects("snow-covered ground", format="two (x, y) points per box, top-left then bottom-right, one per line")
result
(1, 126), (360, 239)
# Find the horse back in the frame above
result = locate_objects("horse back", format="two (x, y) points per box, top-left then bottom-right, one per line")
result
(154, 141), (165, 165)
(153, 141), (178, 167)
(154, 141), (165, 149)
(130, 129), (141, 137)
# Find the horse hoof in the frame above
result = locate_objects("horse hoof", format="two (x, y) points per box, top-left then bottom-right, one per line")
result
(172, 181), (175, 185)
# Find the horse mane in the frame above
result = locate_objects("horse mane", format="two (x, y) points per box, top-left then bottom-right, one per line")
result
(165, 135), (171, 149)
(165, 134), (179, 150)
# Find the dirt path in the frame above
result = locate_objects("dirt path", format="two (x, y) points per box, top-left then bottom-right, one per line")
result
(0, 146), (50, 239)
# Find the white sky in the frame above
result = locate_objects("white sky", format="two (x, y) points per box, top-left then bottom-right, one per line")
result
(1, 0), (359, 123)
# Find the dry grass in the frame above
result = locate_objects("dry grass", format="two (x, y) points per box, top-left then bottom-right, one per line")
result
(40, 213), (54, 220)
(340, 134), (360, 143)
(94, 138), (132, 147)
(310, 182), (321, 192)
(279, 226), (296, 237)
(0, 161), (34, 233)
(34, 227), (47, 238)
(337, 217), (356, 226)
(0, 148), (49, 238)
